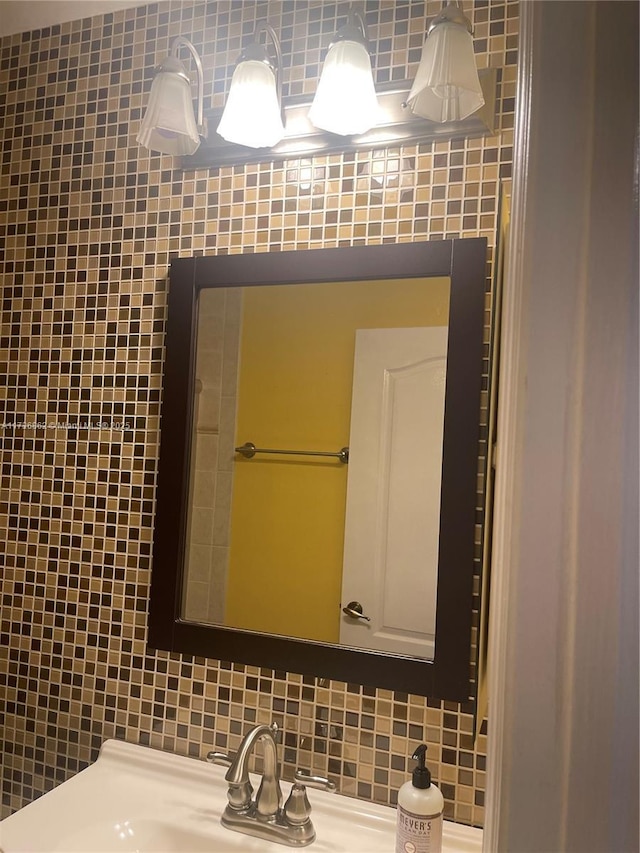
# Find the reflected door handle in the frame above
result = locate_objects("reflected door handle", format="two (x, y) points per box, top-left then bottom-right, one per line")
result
(342, 601), (371, 621)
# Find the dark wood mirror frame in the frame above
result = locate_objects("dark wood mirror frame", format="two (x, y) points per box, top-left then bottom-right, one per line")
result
(148, 237), (487, 702)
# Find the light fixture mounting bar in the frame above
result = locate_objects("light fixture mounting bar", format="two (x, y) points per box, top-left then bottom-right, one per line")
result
(180, 67), (496, 170)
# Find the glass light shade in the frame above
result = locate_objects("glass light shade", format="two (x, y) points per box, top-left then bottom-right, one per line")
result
(137, 68), (201, 155)
(407, 22), (484, 123)
(217, 60), (285, 148)
(308, 40), (380, 136)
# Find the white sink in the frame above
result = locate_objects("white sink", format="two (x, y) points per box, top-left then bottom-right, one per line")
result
(0, 739), (482, 853)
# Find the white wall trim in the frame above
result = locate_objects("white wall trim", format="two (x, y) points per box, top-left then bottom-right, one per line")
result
(482, 0), (534, 844)
(484, 2), (639, 851)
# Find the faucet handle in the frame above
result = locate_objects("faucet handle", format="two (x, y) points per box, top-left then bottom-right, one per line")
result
(208, 750), (254, 808)
(284, 771), (336, 827)
(283, 780), (312, 826)
(206, 751), (234, 767)
(293, 770), (337, 792)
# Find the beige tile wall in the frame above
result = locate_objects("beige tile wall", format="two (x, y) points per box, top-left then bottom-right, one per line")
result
(0, 0), (518, 827)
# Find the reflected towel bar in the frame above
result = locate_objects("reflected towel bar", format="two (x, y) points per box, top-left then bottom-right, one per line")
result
(235, 441), (349, 464)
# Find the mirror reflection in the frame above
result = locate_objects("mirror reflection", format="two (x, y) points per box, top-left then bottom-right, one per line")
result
(181, 276), (450, 662)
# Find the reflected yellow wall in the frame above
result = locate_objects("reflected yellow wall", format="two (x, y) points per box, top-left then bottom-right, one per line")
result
(225, 277), (450, 642)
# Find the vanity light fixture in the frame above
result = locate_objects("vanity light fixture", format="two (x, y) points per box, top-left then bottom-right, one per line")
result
(137, 8), (497, 168)
(308, 5), (380, 136)
(217, 22), (285, 149)
(137, 36), (206, 156)
(406, 1), (485, 123)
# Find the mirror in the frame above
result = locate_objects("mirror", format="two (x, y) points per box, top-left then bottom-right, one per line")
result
(149, 238), (487, 700)
(183, 276), (451, 661)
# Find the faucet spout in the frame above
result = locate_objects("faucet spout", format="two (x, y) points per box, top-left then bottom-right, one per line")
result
(225, 722), (282, 817)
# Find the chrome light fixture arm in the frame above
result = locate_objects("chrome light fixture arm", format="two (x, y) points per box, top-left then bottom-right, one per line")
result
(428, 1), (473, 35)
(169, 35), (207, 137)
(242, 22), (284, 115)
(330, 4), (371, 53)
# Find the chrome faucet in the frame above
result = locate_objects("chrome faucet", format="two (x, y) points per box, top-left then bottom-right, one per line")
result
(208, 722), (335, 847)
(224, 722), (282, 817)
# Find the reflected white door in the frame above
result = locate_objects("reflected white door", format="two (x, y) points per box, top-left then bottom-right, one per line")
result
(340, 327), (448, 659)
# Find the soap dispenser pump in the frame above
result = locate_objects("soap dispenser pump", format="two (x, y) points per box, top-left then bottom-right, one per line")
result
(395, 744), (444, 853)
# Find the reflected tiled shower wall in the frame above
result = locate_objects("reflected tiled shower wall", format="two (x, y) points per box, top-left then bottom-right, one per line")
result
(184, 287), (242, 623)
(0, 0), (517, 827)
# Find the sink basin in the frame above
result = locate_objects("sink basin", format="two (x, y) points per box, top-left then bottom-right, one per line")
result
(0, 739), (482, 852)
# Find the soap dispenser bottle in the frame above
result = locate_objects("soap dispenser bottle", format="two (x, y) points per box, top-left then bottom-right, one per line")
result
(395, 744), (444, 853)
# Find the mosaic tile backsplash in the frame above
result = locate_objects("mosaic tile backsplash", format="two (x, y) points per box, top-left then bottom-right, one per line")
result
(0, 0), (517, 828)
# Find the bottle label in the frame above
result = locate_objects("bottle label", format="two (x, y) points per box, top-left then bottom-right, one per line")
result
(395, 805), (443, 853)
